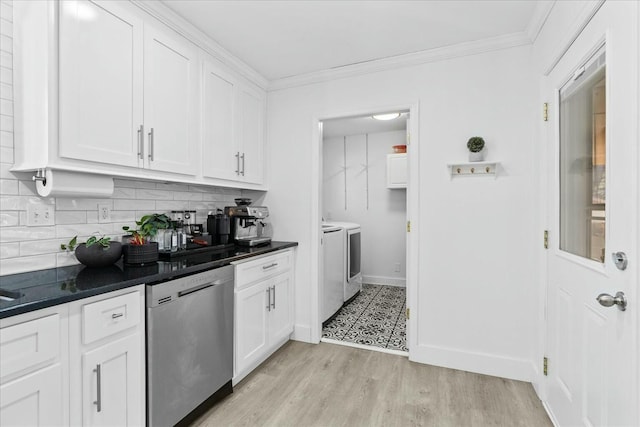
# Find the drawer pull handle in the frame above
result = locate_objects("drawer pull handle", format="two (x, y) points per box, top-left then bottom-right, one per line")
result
(262, 263), (278, 270)
(93, 364), (102, 412)
(111, 312), (124, 319)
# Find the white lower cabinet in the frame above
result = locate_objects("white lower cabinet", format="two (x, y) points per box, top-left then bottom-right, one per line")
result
(0, 286), (145, 427)
(0, 306), (68, 427)
(70, 287), (145, 427)
(234, 249), (295, 383)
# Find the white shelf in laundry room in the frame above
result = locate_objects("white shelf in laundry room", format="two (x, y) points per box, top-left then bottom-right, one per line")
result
(447, 161), (500, 178)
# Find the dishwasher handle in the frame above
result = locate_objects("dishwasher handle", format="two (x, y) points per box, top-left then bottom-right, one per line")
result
(177, 279), (226, 298)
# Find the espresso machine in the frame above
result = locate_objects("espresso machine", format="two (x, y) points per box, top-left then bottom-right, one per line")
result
(224, 206), (273, 246)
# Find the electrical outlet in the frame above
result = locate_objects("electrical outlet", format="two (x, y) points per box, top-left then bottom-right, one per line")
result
(98, 204), (111, 223)
(26, 204), (55, 226)
(394, 262), (401, 272)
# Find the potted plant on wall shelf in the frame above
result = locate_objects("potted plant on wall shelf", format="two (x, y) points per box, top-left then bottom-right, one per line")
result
(121, 213), (171, 265)
(60, 233), (122, 268)
(467, 136), (485, 162)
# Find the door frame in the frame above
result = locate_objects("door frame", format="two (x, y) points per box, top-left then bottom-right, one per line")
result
(310, 102), (420, 357)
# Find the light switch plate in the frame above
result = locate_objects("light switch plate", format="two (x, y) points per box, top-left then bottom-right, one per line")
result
(26, 204), (55, 226)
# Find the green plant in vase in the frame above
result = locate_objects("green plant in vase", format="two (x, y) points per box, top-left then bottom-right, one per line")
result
(122, 213), (171, 265)
(60, 233), (122, 268)
(467, 136), (485, 162)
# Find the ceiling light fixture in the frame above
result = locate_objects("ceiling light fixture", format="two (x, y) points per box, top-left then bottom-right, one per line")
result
(372, 113), (401, 121)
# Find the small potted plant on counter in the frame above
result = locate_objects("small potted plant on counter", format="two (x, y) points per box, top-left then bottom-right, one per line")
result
(121, 213), (171, 265)
(467, 136), (486, 162)
(60, 233), (122, 268)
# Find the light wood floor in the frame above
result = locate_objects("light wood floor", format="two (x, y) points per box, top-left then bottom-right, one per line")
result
(193, 341), (552, 427)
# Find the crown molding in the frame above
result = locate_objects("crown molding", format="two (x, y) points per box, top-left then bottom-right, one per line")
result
(526, 1), (556, 43)
(268, 32), (532, 92)
(130, 0), (269, 90)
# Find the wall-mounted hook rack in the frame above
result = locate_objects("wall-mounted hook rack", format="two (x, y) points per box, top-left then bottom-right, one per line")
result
(447, 161), (500, 179)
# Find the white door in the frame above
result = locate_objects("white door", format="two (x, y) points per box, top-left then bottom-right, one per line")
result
(82, 333), (142, 427)
(143, 24), (199, 176)
(544, 3), (638, 426)
(59, 0), (143, 167)
(202, 60), (239, 181)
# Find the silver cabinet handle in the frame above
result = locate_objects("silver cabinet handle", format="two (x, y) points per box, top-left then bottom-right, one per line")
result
(271, 285), (275, 309)
(262, 263), (278, 270)
(148, 128), (154, 161)
(93, 364), (102, 412)
(111, 312), (124, 319)
(266, 288), (271, 311)
(240, 152), (245, 176)
(596, 291), (627, 311)
(235, 152), (240, 175)
(137, 125), (144, 159)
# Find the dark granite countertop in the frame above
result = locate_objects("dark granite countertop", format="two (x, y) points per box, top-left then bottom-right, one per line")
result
(0, 241), (298, 319)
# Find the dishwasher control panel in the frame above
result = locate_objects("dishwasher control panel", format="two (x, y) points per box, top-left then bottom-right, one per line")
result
(146, 265), (234, 307)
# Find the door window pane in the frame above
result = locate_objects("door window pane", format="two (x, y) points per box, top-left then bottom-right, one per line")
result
(559, 50), (606, 262)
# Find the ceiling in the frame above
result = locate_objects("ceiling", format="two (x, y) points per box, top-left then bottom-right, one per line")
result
(322, 113), (407, 139)
(161, 0), (541, 81)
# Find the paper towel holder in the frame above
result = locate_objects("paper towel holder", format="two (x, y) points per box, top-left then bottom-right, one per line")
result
(32, 170), (47, 186)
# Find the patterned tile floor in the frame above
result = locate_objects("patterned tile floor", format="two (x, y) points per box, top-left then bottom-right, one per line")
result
(322, 284), (407, 352)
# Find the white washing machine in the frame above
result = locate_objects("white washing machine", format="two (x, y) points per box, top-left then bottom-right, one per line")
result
(323, 222), (362, 302)
(322, 225), (345, 322)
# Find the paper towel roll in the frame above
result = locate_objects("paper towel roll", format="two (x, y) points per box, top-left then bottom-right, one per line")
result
(36, 170), (114, 198)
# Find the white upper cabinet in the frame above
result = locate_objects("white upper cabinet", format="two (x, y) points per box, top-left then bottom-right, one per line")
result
(14, 0), (266, 188)
(238, 84), (265, 184)
(58, 1), (198, 176)
(202, 58), (265, 185)
(202, 60), (238, 181)
(143, 24), (199, 175)
(59, 0), (143, 168)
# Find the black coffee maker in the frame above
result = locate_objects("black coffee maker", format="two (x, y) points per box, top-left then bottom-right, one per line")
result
(207, 209), (231, 244)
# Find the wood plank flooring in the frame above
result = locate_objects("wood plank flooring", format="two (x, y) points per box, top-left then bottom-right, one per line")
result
(192, 341), (552, 427)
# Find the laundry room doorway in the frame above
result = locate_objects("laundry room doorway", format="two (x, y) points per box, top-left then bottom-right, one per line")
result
(314, 105), (419, 356)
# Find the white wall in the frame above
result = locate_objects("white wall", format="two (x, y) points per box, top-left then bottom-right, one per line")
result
(323, 131), (407, 285)
(266, 44), (538, 381)
(0, 0), (244, 275)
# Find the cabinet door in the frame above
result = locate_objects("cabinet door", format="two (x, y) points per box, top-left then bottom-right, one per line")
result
(202, 60), (239, 181)
(237, 84), (265, 184)
(143, 24), (199, 175)
(268, 272), (293, 344)
(235, 282), (269, 376)
(59, 0), (143, 167)
(0, 364), (63, 427)
(387, 154), (407, 188)
(82, 333), (142, 427)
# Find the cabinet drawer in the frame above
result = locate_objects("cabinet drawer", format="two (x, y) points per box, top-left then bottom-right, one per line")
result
(0, 314), (60, 382)
(82, 291), (140, 345)
(235, 250), (292, 289)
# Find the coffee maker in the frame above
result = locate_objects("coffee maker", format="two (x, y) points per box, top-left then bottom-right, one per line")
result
(224, 206), (273, 246)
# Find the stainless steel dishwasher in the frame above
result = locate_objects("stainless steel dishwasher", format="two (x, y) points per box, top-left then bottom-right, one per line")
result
(146, 265), (234, 427)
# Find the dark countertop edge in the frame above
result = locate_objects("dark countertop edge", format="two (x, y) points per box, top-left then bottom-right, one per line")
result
(0, 242), (298, 320)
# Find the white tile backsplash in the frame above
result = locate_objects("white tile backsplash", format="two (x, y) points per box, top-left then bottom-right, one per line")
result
(0, 211), (18, 226)
(0, 0), (247, 275)
(0, 241), (18, 259)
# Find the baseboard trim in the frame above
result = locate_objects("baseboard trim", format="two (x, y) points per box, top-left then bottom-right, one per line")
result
(409, 344), (534, 382)
(362, 275), (406, 287)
